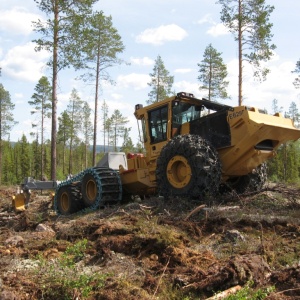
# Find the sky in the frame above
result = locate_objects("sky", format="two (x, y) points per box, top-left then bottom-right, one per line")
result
(0, 0), (300, 145)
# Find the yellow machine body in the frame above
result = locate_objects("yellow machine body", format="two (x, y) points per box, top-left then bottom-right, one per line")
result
(120, 93), (300, 195)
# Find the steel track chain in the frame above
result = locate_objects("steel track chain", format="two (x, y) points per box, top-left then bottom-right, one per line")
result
(53, 167), (122, 215)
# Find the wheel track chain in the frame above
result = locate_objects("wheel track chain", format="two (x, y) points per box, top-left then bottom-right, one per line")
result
(54, 167), (122, 215)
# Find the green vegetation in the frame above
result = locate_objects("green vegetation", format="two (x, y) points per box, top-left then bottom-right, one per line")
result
(34, 239), (109, 299)
(223, 281), (275, 300)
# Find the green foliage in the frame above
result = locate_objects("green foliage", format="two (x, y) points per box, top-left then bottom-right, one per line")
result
(29, 76), (52, 180)
(218, 0), (276, 80)
(222, 281), (275, 299)
(76, 11), (125, 80)
(33, 0), (98, 180)
(120, 128), (135, 153)
(268, 141), (300, 183)
(292, 59), (300, 89)
(75, 11), (125, 165)
(148, 55), (174, 104)
(217, 0), (276, 104)
(82, 102), (93, 168)
(20, 135), (31, 180)
(198, 43), (230, 101)
(33, 0), (98, 71)
(62, 239), (88, 267)
(0, 84), (18, 138)
(34, 239), (108, 299)
(108, 109), (129, 151)
(101, 99), (109, 154)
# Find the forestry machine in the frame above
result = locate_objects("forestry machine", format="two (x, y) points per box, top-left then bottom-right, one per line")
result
(13, 92), (300, 214)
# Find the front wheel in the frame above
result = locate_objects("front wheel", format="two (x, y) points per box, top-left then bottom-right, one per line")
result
(156, 135), (221, 199)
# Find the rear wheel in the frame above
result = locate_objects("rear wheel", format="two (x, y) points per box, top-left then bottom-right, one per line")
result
(227, 163), (267, 194)
(156, 134), (221, 199)
(56, 185), (79, 215)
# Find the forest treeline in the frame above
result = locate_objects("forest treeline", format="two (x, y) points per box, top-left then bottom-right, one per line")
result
(1, 0), (300, 185)
(1, 137), (300, 185)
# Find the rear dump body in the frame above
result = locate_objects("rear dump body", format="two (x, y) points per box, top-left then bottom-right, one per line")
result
(188, 106), (300, 180)
(120, 93), (300, 195)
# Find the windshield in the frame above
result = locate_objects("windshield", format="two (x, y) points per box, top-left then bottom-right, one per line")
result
(172, 102), (202, 126)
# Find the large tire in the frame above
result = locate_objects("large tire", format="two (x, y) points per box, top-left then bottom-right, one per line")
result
(156, 134), (221, 199)
(81, 173), (99, 207)
(227, 163), (267, 194)
(56, 185), (80, 215)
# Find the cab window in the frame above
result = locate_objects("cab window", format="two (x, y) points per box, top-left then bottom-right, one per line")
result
(148, 105), (168, 143)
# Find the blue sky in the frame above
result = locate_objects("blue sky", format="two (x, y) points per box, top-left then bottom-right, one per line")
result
(0, 0), (299, 145)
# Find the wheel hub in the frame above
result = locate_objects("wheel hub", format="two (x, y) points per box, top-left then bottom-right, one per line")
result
(166, 155), (192, 188)
(61, 192), (70, 211)
(86, 179), (97, 201)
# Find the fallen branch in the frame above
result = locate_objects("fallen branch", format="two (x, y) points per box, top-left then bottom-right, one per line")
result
(274, 287), (300, 295)
(205, 285), (242, 300)
(184, 204), (206, 221)
(151, 256), (170, 299)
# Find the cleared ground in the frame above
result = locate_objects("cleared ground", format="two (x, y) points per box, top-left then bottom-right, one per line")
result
(0, 183), (300, 299)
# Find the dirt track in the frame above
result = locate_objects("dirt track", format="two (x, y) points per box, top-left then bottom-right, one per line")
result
(0, 184), (300, 299)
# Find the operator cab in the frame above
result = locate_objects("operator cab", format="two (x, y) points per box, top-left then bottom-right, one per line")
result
(134, 92), (231, 147)
(172, 100), (204, 136)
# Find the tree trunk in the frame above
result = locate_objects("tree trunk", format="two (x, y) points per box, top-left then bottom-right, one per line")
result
(51, 0), (58, 180)
(41, 101), (44, 180)
(0, 100), (2, 186)
(238, 0), (243, 106)
(93, 42), (101, 166)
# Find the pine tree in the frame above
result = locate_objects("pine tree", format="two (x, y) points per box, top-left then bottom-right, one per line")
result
(57, 111), (72, 177)
(292, 60), (300, 89)
(66, 89), (84, 174)
(271, 99), (283, 114)
(198, 44), (229, 102)
(2, 141), (15, 185)
(120, 128), (134, 153)
(28, 76), (52, 179)
(101, 100), (109, 152)
(76, 11), (125, 165)
(148, 55), (174, 104)
(33, 0), (97, 180)
(218, 0), (276, 105)
(109, 110), (128, 151)
(287, 102), (300, 128)
(104, 118), (112, 151)
(0, 84), (17, 185)
(19, 134), (30, 181)
(82, 101), (93, 168)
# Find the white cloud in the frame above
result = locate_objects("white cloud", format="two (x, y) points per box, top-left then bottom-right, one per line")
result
(174, 68), (193, 74)
(111, 93), (123, 100)
(207, 23), (230, 37)
(225, 57), (298, 111)
(117, 73), (149, 90)
(136, 24), (188, 45)
(1, 42), (49, 82)
(174, 81), (200, 97)
(0, 7), (42, 36)
(14, 93), (23, 98)
(196, 14), (229, 37)
(197, 14), (214, 25)
(130, 56), (154, 66)
(107, 100), (131, 113)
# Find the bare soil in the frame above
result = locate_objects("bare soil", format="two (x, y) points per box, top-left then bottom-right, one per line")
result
(0, 183), (300, 299)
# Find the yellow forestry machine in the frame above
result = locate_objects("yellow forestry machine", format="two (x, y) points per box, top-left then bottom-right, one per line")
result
(13, 92), (300, 214)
